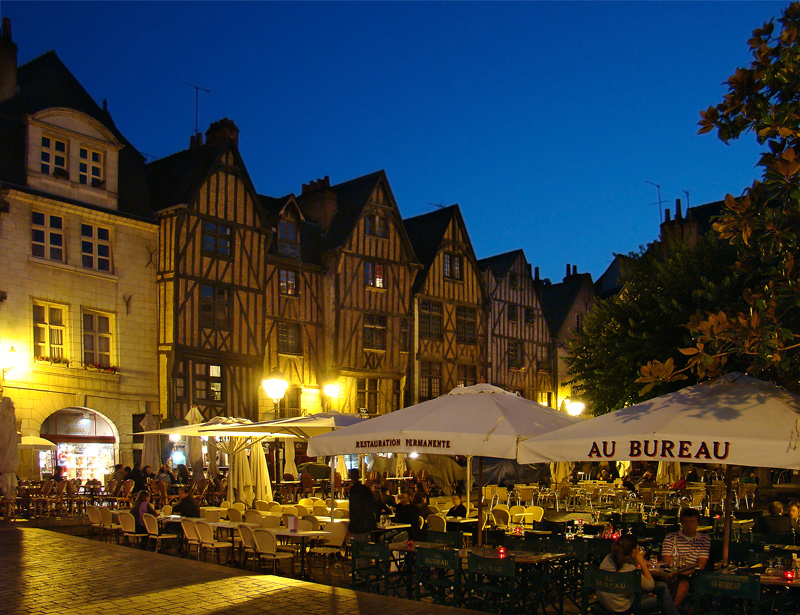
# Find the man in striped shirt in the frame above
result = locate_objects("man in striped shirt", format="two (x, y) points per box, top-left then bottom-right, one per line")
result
(661, 507), (710, 609)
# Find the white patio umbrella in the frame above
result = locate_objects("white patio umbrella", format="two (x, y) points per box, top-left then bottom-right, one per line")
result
(550, 461), (574, 485)
(0, 398), (18, 499)
(228, 436), (254, 506)
(206, 437), (219, 479)
(17, 435), (56, 481)
(283, 439), (298, 479)
(308, 383), (579, 544)
(250, 440), (272, 503)
(617, 460), (632, 477)
(656, 460), (681, 485)
(139, 413), (161, 471)
(184, 407), (205, 482)
(394, 452), (406, 476)
(518, 373), (800, 564)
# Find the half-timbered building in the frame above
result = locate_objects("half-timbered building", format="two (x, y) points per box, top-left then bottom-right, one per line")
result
(296, 172), (420, 415)
(260, 193), (326, 418)
(536, 264), (596, 410)
(148, 121), (271, 422)
(478, 250), (556, 406)
(403, 205), (488, 404)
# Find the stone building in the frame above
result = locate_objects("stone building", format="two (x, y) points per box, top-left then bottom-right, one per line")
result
(0, 24), (159, 477)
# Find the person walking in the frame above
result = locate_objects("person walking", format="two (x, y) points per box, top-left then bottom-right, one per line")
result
(347, 469), (376, 543)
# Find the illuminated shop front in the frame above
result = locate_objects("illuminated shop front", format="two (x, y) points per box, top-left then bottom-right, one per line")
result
(40, 408), (116, 481)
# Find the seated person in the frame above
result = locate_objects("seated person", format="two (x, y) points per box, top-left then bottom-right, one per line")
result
(661, 508), (710, 609)
(446, 494), (467, 518)
(156, 464), (174, 485)
(685, 467), (699, 483)
(753, 501), (793, 535)
(787, 501), (800, 534)
(598, 534), (678, 615)
(380, 485), (396, 512)
(621, 472), (637, 493)
(410, 482), (428, 507)
(599, 469), (611, 483)
(372, 484), (393, 518)
(669, 474), (687, 490)
(132, 490), (156, 534)
(171, 486), (200, 518)
(393, 491), (423, 540)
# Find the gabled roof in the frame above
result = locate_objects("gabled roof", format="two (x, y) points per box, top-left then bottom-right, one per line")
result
(538, 273), (594, 338)
(0, 51), (151, 218)
(146, 143), (228, 211)
(477, 249), (525, 281)
(324, 170), (385, 249)
(404, 204), (477, 295)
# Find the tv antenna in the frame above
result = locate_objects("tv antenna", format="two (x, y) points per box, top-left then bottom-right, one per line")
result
(645, 181), (667, 223)
(682, 189), (691, 209)
(182, 81), (211, 136)
(426, 202), (451, 210)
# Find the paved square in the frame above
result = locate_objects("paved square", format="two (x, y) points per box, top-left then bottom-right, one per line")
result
(0, 527), (481, 615)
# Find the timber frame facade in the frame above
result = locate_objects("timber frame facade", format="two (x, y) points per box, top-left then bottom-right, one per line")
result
(151, 126), (271, 422)
(404, 206), (489, 404)
(297, 173), (421, 416)
(478, 250), (556, 406)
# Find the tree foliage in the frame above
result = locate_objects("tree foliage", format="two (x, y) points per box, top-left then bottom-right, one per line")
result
(566, 235), (743, 415)
(638, 3), (800, 394)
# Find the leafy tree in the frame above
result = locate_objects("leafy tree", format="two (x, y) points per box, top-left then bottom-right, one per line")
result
(638, 3), (800, 395)
(566, 235), (742, 415)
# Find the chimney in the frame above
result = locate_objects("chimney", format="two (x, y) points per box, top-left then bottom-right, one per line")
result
(534, 266), (540, 281)
(665, 208), (671, 222)
(572, 265), (577, 276)
(675, 198), (682, 220)
(566, 263), (571, 278)
(205, 118), (239, 147)
(0, 18), (18, 104)
(297, 176), (337, 232)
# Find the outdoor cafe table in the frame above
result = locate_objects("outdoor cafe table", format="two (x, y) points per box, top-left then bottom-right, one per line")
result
(209, 520), (260, 542)
(647, 562), (697, 583)
(445, 516), (478, 532)
(371, 522), (411, 542)
(199, 506), (225, 518)
(459, 546), (567, 566)
(270, 528), (330, 580)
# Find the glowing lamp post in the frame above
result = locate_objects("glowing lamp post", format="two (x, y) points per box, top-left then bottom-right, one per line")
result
(323, 381), (340, 412)
(564, 398), (586, 417)
(263, 367), (288, 416)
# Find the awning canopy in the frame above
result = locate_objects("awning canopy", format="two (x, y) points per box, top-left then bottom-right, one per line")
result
(307, 383), (579, 458)
(518, 373), (800, 469)
(211, 411), (366, 440)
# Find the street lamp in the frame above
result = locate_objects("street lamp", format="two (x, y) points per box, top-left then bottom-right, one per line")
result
(0, 346), (18, 396)
(262, 367), (288, 416)
(323, 381), (340, 412)
(564, 398), (586, 417)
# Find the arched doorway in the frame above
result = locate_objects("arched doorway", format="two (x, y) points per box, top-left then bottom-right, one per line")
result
(39, 407), (118, 481)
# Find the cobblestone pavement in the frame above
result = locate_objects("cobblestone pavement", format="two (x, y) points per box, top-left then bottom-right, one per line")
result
(0, 526), (483, 615)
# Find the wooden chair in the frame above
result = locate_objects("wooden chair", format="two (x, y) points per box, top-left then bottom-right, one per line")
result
(260, 514), (280, 529)
(244, 509), (262, 524)
(254, 499), (270, 511)
(254, 529), (294, 575)
(300, 472), (316, 498)
(227, 507), (243, 523)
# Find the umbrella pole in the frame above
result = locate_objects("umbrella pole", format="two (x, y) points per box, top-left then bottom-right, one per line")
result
(477, 457), (483, 547)
(331, 455), (337, 514)
(722, 464), (733, 567)
(466, 455), (472, 521)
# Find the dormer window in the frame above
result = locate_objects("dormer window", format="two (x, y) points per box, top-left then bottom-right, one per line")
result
(443, 253), (463, 281)
(277, 219), (300, 258)
(79, 147), (104, 187)
(41, 136), (68, 177)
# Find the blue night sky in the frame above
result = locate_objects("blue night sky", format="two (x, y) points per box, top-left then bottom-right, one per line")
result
(3, 1), (786, 281)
